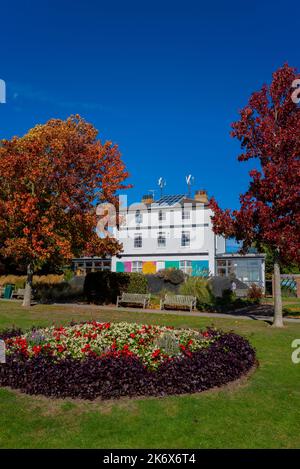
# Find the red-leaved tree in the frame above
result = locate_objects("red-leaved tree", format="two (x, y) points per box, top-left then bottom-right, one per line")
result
(0, 115), (131, 306)
(210, 64), (300, 327)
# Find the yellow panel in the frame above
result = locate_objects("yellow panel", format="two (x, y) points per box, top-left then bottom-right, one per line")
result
(142, 261), (156, 274)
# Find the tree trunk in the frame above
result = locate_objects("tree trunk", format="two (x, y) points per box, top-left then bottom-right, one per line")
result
(272, 258), (284, 327)
(22, 263), (33, 307)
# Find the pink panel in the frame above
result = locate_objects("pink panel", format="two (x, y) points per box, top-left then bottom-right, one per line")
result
(124, 261), (131, 272)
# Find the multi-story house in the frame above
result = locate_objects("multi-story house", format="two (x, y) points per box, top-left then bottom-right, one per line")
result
(111, 190), (265, 288)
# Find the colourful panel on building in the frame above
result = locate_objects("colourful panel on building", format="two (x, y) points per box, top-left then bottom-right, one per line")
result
(116, 261), (125, 273)
(165, 261), (180, 269)
(192, 260), (209, 277)
(142, 261), (156, 274)
(124, 261), (131, 273)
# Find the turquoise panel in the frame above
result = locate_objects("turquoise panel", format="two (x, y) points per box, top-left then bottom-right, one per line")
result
(165, 261), (180, 269)
(116, 261), (125, 273)
(192, 260), (209, 277)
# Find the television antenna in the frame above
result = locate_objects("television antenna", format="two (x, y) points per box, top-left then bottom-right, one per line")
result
(185, 174), (194, 197)
(157, 177), (166, 198)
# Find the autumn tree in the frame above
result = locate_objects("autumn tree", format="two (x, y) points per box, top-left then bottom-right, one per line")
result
(210, 64), (300, 327)
(0, 115), (130, 306)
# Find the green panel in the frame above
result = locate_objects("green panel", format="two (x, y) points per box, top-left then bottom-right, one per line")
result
(192, 260), (209, 277)
(116, 261), (125, 273)
(165, 261), (180, 269)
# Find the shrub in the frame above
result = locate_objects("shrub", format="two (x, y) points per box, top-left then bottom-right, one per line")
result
(84, 271), (130, 304)
(0, 322), (256, 400)
(0, 327), (23, 340)
(179, 277), (213, 309)
(0, 274), (64, 289)
(0, 275), (26, 289)
(126, 273), (148, 294)
(33, 282), (83, 303)
(156, 268), (185, 285)
(247, 284), (263, 302)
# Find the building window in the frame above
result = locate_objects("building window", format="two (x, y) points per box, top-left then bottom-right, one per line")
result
(135, 210), (143, 224)
(134, 233), (142, 248)
(157, 231), (166, 248)
(182, 210), (190, 220)
(158, 210), (166, 222)
(216, 258), (262, 286)
(132, 261), (143, 273)
(181, 231), (190, 247)
(180, 260), (192, 275)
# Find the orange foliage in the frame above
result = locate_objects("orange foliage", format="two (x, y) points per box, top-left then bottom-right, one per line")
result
(0, 115), (131, 270)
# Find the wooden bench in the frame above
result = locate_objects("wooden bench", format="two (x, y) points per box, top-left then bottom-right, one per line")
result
(116, 292), (151, 309)
(160, 294), (197, 312)
(11, 288), (26, 300)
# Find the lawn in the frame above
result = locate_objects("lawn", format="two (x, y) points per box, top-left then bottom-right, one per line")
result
(0, 300), (300, 449)
(263, 296), (300, 317)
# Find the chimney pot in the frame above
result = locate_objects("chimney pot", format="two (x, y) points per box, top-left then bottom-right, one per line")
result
(142, 194), (154, 204)
(194, 190), (208, 203)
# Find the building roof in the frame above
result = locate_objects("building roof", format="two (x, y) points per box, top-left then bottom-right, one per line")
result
(152, 194), (185, 207)
(120, 194), (209, 211)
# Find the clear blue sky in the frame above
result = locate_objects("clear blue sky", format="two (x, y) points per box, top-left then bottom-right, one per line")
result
(0, 0), (299, 208)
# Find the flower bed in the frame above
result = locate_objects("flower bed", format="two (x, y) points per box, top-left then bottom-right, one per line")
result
(0, 322), (256, 400)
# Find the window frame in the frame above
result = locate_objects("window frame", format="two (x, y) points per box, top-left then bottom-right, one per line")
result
(180, 260), (192, 274)
(135, 210), (143, 224)
(132, 261), (143, 273)
(158, 210), (166, 222)
(157, 231), (166, 248)
(181, 230), (190, 247)
(134, 233), (142, 248)
(182, 210), (190, 220)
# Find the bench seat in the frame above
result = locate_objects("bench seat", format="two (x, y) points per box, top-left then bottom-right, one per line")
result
(116, 293), (151, 309)
(160, 294), (197, 312)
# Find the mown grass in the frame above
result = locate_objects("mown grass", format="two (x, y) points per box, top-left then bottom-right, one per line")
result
(263, 296), (300, 317)
(0, 300), (300, 448)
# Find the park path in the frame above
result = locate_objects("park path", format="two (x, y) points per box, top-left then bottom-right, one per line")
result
(53, 302), (300, 323)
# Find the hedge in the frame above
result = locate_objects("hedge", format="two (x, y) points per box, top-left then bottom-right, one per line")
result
(84, 271), (148, 304)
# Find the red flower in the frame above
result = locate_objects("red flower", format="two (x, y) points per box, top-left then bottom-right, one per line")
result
(81, 344), (91, 353)
(130, 333), (136, 339)
(32, 345), (42, 356)
(151, 349), (161, 358)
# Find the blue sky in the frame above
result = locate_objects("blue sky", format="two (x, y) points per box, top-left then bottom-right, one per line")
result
(0, 0), (299, 208)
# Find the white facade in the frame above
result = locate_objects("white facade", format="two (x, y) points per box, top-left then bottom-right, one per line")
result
(111, 194), (226, 276)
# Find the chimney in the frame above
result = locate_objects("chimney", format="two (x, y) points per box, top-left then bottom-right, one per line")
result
(194, 190), (208, 204)
(141, 194), (154, 204)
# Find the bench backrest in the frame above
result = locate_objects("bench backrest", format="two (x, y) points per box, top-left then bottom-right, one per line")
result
(164, 294), (196, 305)
(121, 293), (150, 301)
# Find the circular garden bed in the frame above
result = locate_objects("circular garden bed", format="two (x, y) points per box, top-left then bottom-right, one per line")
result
(0, 321), (256, 400)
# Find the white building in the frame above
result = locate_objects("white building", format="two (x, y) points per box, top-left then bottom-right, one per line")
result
(111, 190), (265, 288)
